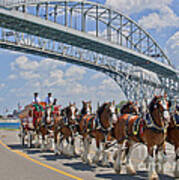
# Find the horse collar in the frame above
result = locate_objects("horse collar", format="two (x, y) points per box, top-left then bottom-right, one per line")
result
(145, 113), (167, 133)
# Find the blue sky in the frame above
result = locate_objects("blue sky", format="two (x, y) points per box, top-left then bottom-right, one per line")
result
(0, 0), (178, 114)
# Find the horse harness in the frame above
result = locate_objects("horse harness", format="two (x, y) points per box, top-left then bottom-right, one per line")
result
(173, 112), (179, 128)
(144, 113), (168, 133)
(81, 114), (96, 133)
(122, 112), (168, 144)
(124, 115), (144, 143)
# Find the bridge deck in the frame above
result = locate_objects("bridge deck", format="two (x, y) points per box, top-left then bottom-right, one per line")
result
(0, 7), (178, 79)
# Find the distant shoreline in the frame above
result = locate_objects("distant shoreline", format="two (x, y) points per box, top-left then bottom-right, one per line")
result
(0, 119), (20, 129)
(0, 118), (19, 123)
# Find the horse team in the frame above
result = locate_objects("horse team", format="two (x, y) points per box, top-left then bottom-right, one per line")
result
(18, 95), (179, 180)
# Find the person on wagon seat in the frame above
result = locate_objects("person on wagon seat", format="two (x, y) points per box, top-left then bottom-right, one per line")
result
(45, 92), (53, 106)
(32, 92), (43, 112)
(33, 92), (40, 103)
(32, 92), (43, 127)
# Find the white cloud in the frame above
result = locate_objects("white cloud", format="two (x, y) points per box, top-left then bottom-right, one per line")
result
(106, 0), (179, 31)
(166, 31), (179, 67)
(0, 83), (5, 88)
(19, 71), (40, 80)
(91, 72), (105, 80)
(138, 7), (179, 30)
(65, 65), (86, 80)
(50, 70), (64, 80)
(106, 0), (172, 15)
(99, 78), (118, 91)
(39, 58), (65, 70)
(11, 57), (66, 72)
(0, 97), (4, 102)
(67, 83), (88, 95)
(7, 56), (125, 109)
(8, 74), (17, 80)
(11, 56), (39, 71)
(43, 70), (65, 87)
(9, 56), (67, 94)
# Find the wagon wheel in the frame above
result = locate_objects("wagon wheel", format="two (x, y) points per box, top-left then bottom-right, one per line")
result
(20, 125), (25, 147)
(27, 131), (33, 148)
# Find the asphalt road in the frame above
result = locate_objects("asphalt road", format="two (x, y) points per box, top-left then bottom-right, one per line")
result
(0, 130), (177, 180)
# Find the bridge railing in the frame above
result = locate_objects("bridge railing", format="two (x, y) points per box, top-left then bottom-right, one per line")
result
(0, 0), (39, 7)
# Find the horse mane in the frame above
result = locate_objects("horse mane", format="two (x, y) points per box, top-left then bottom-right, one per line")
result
(120, 101), (133, 114)
(81, 106), (86, 115)
(61, 106), (69, 116)
(149, 96), (159, 113)
(97, 103), (109, 117)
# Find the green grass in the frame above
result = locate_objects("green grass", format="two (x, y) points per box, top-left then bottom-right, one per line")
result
(0, 128), (19, 131)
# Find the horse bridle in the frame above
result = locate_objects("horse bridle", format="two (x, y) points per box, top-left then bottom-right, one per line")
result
(107, 103), (117, 129)
(148, 98), (169, 131)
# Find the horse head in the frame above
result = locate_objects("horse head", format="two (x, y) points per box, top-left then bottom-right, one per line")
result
(45, 106), (52, 124)
(18, 105), (33, 120)
(62, 103), (78, 124)
(81, 101), (92, 115)
(69, 103), (78, 121)
(168, 102), (179, 128)
(97, 101), (117, 129)
(149, 95), (170, 128)
(120, 101), (139, 115)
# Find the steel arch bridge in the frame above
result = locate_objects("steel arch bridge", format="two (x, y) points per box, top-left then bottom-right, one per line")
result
(0, 0), (178, 102)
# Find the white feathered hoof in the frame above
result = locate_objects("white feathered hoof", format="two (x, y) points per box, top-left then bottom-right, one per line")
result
(71, 145), (77, 156)
(92, 150), (101, 164)
(92, 155), (100, 164)
(81, 154), (86, 162)
(101, 152), (110, 167)
(58, 144), (63, 154)
(126, 164), (136, 175)
(149, 172), (159, 180)
(54, 151), (59, 156)
(54, 146), (59, 156)
(66, 144), (76, 157)
(114, 163), (121, 174)
(41, 145), (46, 152)
(174, 160), (179, 178)
(144, 157), (149, 169)
(113, 151), (118, 161)
(86, 158), (92, 165)
(68, 149), (75, 157)
(63, 146), (70, 156)
(156, 162), (164, 174)
(114, 157), (122, 174)
(81, 154), (91, 165)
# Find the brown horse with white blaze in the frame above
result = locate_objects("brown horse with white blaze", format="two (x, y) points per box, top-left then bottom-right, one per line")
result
(113, 96), (170, 180)
(54, 103), (78, 156)
(167, 105), (179, 177)
(35, 105), (61, 151)
(78, 101), (118, 166)
(18, 104), (34, 147)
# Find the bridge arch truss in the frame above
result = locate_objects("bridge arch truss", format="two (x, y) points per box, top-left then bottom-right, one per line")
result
(0, 0), (178, 102)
